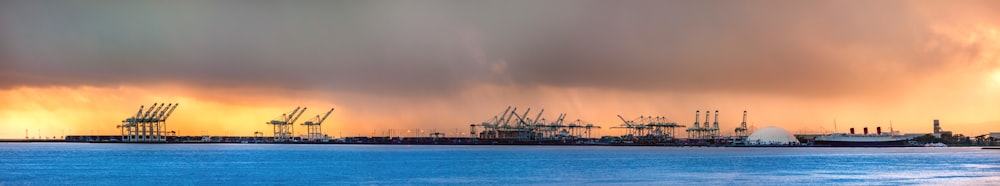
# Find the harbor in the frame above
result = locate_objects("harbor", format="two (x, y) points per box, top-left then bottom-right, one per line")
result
(6, 103), (990, 147)
(6, 1), (1000, 185)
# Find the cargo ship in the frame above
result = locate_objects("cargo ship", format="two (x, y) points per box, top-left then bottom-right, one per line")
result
(813, 127), (908, 147)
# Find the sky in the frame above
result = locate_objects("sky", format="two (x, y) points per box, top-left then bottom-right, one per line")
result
(2, 0), (1000, 139)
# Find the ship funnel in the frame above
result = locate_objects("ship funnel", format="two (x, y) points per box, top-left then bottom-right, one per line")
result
(863, 127), (868, 135)
(877, 127), (882, 135)
(850, 128), (854, 134)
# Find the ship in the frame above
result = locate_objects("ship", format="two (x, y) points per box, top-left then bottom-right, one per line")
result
(813, 127), (909, 147)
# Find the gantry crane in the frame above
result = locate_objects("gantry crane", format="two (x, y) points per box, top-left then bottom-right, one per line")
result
(474, 106), (600, 141)
(614, 115), (643, 138)
(735, 110), (749, 137)
(301, 108), (334, 141)
(268, 107), (306, 142)
(118, 103), (178, 142)
(687, 110), (702, 139)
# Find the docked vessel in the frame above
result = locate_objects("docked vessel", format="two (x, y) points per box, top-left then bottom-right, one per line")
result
(814, 127), (908, 147)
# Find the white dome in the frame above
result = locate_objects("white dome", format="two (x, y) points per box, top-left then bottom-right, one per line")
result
(747, 126), (799, 145)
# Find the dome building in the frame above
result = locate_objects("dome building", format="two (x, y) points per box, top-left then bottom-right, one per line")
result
(747, 126), (799, 145)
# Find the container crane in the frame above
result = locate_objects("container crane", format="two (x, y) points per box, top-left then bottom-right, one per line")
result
(120, 105), (144, 142)
(532, 109), (545, 127)
(614, 115), (640, 138)
(148, 103), (170, 141)
(138, 103), (160, 141)
(520, 108), (531, 127)
(268, 107), (304, 142)
(548, 113), (567, 139)
(702, 111), (710, 138)
(154, 104), (178, 141)
(735, 110), (748, 137)
(301, 108), (334, 141)
(161, 103), (178, 136)
(289, 107), (307, 138)
(475, 106), (511, 139)
(118, 103), (178, 142)
(711, 110), (720, 137)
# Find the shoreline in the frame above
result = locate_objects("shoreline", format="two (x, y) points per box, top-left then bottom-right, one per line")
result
(4, 135), (990, 147)
(0, 139), (968, 148)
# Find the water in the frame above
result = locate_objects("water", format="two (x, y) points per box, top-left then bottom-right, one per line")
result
(1, 143), (999, 185)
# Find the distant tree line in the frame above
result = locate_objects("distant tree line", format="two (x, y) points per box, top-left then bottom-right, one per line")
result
(912, 134), (997, 146)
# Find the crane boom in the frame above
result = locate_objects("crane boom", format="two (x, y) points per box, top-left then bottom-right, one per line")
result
(134, 105), (145, 118)
(317, 108), (334, 124)
(520, 108), (530, 124)
(141, 103), (159, 119)
(617, 115), (629, 125)
(144, 103), (165, 121)
(498, 106), (512, 124)
(285, 107), (301, 123)
(501, 108), (516, 126)
(511, 112), (523, 126)
(161, 103), (179, 121)
(151, 104), (167, 119)
(514, 108), (530, 126)
(532, 109), (544, 125)
(152, 103), (171, 120)
(290, 107), (307, 124)
(503, 108), (517, 126)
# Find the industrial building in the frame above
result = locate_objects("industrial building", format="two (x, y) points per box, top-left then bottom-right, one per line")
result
(746, 126), (799, 145)
(932, 119), (953, 138)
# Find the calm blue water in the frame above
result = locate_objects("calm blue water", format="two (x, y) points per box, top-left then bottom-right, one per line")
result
(1, 143), (999, 185)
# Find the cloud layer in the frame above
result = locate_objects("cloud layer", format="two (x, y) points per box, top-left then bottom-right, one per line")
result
(3, 1), (997, 98)
(3, 1), (1000, 137)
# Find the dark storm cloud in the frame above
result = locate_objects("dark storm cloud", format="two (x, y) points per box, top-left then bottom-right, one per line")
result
(0, 0), (991, 97)
(466, 1), (951, 96)
(0, 0), (492, 95)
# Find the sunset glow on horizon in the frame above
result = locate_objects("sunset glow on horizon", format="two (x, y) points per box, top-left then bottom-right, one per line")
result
(2, 0), (1000, 139)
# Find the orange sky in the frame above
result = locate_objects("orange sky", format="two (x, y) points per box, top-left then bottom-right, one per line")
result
(2, 75), (998, 139)
(1, 1), (1000, 138)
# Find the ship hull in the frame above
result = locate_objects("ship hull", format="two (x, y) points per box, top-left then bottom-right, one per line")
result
(814, 140), (908, 147)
